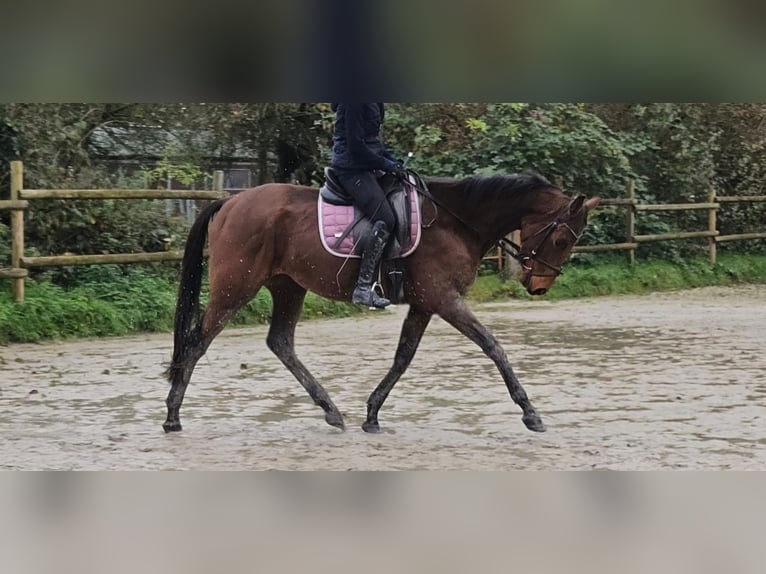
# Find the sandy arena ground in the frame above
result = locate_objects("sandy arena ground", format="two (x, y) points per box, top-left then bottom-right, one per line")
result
(0, 285), (764, 469)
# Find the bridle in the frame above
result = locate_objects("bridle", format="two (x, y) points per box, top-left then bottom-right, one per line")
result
(499, 218), (583, 278)
(403, 170), (585, 278)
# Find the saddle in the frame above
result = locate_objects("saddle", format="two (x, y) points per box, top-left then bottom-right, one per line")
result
(318, 167), (422, 259)
(318, 167), (423, 303)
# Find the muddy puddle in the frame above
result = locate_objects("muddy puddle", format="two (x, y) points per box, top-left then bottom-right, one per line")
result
(1, 285), (764, 469)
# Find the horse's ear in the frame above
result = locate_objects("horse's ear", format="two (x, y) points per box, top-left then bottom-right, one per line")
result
(568, 195), (585, 214)
(568, 195), (601, 215)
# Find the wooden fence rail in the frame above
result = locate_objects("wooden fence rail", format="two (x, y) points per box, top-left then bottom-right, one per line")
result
(4, 161), (766, 303)
(19, 189), (228, 200)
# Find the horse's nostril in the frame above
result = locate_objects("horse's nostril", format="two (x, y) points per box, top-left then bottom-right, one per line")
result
(531, 287), (548, 296)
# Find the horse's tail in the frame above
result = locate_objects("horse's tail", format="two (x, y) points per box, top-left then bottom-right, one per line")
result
(167, 198), (229, 380)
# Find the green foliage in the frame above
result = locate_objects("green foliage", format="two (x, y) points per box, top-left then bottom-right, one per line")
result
(0, 281), (128, 342)
(231, 291), (273, 325)
(228, 289), (359, 325)
(0, 220), (10, 265)
(589, 103), (766, 257)
(143, 149), (204, 188)
(386, 103), (640, 194)
(466, 104), (640, 194)
(76, 268), (178, 331)
(384, 103), (488, 176)
(465, 273), (529, 302)
(302, 293), (359, 320)
(0, 269), (361, 344)
(26, 196), (188, 265)
(0, 269), (179, 342)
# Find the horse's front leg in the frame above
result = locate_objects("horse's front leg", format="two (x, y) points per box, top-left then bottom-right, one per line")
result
(362, 306), (432, 432)
(438, 297), (546, 432)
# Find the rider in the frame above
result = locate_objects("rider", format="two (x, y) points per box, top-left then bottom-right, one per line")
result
(330, 103), (403, 309)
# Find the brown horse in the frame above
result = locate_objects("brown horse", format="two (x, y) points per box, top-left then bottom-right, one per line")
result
(163, 172), (600, 434)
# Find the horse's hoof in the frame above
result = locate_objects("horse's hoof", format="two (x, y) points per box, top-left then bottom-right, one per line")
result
(362, 420), (380, 433)
(163, 420), (182, 433)
(522, 414), (546, 432)
(325, 411), (345, 430)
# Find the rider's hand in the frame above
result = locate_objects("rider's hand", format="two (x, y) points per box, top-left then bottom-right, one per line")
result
(388, 160), (407, 178)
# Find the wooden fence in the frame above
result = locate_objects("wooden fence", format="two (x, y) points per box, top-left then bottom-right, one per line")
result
(486, 179), (766, 272)
(3, 161), (766, 302)
(0, 161), (227, 302)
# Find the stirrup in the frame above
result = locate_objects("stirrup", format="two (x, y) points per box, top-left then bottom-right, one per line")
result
(371, 282), (391, 309)
(352, 281), (390, 309)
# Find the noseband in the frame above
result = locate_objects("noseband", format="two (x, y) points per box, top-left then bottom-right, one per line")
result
(499, 219), (583, 278)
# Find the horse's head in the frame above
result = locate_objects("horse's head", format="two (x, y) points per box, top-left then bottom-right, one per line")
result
(517, 194), (600, 295)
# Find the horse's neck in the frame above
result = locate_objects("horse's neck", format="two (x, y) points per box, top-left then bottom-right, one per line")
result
(438, 182), (564, 247)
(444, 186), (563, 244)
(499, 190), (565, 235)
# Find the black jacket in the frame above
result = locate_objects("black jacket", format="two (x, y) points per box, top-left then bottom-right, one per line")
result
(330, 103), (400, 172)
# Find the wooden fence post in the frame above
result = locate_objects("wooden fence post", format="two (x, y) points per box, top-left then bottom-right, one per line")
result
(502, 230), (521, 278)
(625, 179), (636, 265)
(708, 186), (717, 264)
(212, 170), (224, 195)
(10, 161), (25, 303)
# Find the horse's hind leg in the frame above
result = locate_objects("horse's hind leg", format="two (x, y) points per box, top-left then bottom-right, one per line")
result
(164, 289), (256, 432)
(438, 297), (546, 432)
(363, 306), (432, 432)
(164, 333), (217, 432)
(266, 277), (345, 430)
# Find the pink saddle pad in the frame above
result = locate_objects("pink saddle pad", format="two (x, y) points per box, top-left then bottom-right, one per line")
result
(317, 176), (422, 258)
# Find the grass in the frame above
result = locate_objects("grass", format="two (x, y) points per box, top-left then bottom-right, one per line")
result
(1, 253), (765, 344)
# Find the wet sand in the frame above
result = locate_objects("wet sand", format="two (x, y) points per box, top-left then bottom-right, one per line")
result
(1, 285), (764, 469)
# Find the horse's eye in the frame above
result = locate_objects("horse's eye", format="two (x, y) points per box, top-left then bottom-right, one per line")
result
(554, 238), (568, 248)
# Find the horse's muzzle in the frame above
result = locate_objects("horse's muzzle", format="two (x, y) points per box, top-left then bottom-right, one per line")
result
(522, 270), (549, 296)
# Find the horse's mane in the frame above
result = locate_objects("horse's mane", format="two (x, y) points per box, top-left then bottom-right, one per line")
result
(463, 172), (560, 200)
(425, 172), (561, 202)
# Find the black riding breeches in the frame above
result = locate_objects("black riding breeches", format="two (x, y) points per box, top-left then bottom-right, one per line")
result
(334, 170), (396, 232)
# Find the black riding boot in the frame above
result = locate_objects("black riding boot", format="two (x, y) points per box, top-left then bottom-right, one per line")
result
(352, 221), (391, 308)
